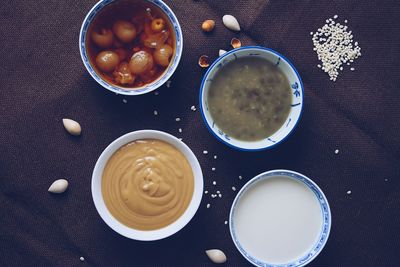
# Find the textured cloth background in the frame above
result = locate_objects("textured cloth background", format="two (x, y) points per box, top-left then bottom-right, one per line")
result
(1, 0), (400, 266)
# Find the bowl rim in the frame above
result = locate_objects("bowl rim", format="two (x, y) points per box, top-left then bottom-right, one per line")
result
(79, 0), (183, 96)
(229, 169), (331, 267)
(199, 46), (304, 151)
(91, 130), (203, 241)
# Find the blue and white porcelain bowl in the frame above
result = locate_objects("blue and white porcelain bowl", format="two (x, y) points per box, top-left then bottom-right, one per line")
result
(199, 46), (304, 151)
(229, 170), (331, 267)
(79, 0), (183, 95)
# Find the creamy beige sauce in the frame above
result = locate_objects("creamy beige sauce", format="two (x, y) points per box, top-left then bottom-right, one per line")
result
(208, 57), (292, 141)
(102, 139), (194, 230)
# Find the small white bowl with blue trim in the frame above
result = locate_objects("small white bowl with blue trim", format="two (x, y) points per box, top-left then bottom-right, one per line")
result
(199, 46), (303, 151)
(229, 170), (331, 267)
(79, 0), (183, 95)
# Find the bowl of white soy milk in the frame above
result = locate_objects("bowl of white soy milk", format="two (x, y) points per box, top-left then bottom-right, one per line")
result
(229, 170), (331, 266)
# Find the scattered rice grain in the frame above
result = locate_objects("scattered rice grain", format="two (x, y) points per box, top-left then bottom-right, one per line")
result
(203, 150), (208, 154)
(346, 190), (352, 195)
(311, 17), (361, 81)
(175, 117), (181, 122)
(153, 110), (158, 116)
(232, 186), (236, 191)
(212, 181), (216, 185)
(122, 99), (127, 103)
(335, 149), (339, 154)
(206, 203), (210, 208)
(80, 257), (85, 262)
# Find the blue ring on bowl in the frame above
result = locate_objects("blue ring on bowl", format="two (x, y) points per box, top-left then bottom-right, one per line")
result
(229, 170), (331, 267)
(79, 0), (183, 95)
(199, 46), (304, 151)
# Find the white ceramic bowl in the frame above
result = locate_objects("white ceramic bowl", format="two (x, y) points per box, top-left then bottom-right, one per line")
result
(79, 0), (183, 95)
(91, 130), (203, 241)
(199, 46), (304, 151)
(229, 170), (331, 266)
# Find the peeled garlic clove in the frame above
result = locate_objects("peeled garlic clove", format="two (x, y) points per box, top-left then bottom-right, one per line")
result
(198, 55), (210, 68)
(202, 19), (215, 32)
(62, 118), (81, 136)
(231, 38), (242, 49)
(222, 15), (240, 31)
(219, 49), (227, 56)
(48, 179), (69, 193)
(205, 249), (227, 264)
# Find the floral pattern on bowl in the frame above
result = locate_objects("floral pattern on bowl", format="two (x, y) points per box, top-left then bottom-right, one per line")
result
(229, 170), (331, 267)
(79, 0), (183, 95)
(199, 46), (304, 151)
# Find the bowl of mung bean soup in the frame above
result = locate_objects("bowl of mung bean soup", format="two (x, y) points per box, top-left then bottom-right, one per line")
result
(79, 0), (183, 95)
(199, 46), (304, 151)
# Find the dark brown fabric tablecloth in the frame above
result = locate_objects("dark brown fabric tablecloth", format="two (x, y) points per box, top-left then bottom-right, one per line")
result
(1, 0), (400, 266)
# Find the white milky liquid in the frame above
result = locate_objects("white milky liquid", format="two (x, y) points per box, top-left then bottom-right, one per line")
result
(233, 176), (322, 264)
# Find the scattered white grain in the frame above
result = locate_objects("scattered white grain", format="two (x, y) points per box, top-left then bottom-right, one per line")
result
(310, 31), (314, 35)
(175, 117), (181, 122)
(344, 19), (348, 23)
(311, 17), (361, 81)
(350, 67), (355, 71)
(211, 194), (217, 198)
(224, 221), (228, 225)
(206, 203), (210, 208)
(80, 257), (85, 262)
(317, 64), (322, 68)
(153, 110), (158, 116)
(232, 186), (236, 191)
(191, 105), (196, 111)
(213, 181), (216, 185)
(166, 80), (172, 88)
(154, 91), (159, 95)
(216, 190), (220, 194)
(384, 178), (388, 182)
(212, 167), (216, 171)
(178, 128), (182, 133)
(218, 194), (222, 198)
(204, 190), (208, 194)
(239, 175), (243, 180)
(335, 149), (339, 154)
(122, 99), (127, 104)
(203, 150), (208, 154)
(347, 190), (352, 195)
(213, 155), (217, 159)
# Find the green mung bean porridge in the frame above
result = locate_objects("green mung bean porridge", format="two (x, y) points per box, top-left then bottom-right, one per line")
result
(208, 57), (292, 141)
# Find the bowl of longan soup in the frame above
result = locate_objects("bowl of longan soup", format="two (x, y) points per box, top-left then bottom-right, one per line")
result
(79, 0), (183, 95)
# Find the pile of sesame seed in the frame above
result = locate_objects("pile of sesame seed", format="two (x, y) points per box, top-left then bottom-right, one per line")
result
(311, 15), (361, 81)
